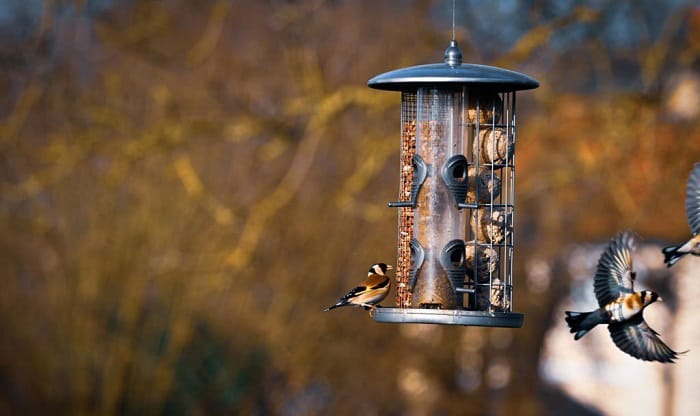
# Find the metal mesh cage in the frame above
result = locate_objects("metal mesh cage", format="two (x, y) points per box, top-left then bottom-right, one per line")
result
(465, 91), (516, 314)
(396, 92), (417, 308)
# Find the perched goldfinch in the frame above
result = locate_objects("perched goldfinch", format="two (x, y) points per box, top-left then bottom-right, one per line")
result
(663, 163), (700, 267)
(565, 231), (685, 363)
(324, 263), (393, 311)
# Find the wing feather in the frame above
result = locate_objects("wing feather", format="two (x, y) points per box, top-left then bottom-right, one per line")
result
(686, 163), (700, 235)
(608, 315), (682, 363)
(339, 275), (389, 301)
(594, 231), (636, 307)
(339, 285), (367, 301)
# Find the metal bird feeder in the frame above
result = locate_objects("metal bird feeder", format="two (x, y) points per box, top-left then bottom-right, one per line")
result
(369, 40), (538, 327)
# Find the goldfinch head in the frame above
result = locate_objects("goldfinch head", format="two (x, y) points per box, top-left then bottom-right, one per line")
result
(369, 263), (393, 276)
(640, 290), (661, 306)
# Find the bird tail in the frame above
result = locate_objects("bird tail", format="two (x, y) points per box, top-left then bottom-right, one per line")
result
(662, 245), (685, 268)
(565, 310), (605, 340)
(324, 302), (345, 312)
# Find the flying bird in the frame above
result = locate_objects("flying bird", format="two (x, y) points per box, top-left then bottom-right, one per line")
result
(662, 163), (700, 267)
(324, 263), (393, 311)
(565, 231), (685, 363)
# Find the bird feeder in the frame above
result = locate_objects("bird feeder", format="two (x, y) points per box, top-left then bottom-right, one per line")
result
(369, 40), (538, 327)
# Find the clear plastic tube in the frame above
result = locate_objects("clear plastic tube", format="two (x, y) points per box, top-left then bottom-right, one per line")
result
(412, 88), (467, 308)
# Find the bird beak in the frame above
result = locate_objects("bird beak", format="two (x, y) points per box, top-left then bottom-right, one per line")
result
(658, 297), (664, 302)
(387, 265), (394, 270)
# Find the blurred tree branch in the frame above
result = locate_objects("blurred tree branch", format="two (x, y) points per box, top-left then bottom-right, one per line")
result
(1, 1), (699, 415)
(225, 86), (394, 270)
(494, 6), (601, 68)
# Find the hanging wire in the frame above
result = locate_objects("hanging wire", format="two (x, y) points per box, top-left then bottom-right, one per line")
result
(452, 0), (456, 41)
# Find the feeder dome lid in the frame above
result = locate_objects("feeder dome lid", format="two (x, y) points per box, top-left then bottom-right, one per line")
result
(368, 40), (539, 93)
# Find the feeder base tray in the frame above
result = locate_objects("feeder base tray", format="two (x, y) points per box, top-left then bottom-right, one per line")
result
(373, 308), (523, 328)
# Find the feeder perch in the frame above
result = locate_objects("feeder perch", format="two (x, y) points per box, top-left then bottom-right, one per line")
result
(369, 40), (538, 327)
(388, 155), (428, 208)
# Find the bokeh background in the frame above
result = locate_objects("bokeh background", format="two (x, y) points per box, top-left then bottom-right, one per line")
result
(2, 1), (700, 415)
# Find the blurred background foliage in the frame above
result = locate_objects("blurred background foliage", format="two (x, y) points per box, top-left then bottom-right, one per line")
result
(1, 0), (699, 415)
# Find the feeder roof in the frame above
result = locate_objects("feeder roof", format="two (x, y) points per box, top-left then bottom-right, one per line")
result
(368, 63), (539, 92)
(368, 40), (539, 93)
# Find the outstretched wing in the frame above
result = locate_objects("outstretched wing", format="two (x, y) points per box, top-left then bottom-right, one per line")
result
(594, 231), (636, 307)
(608, 315), (683, 363)
(686, 163), (700, 235)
